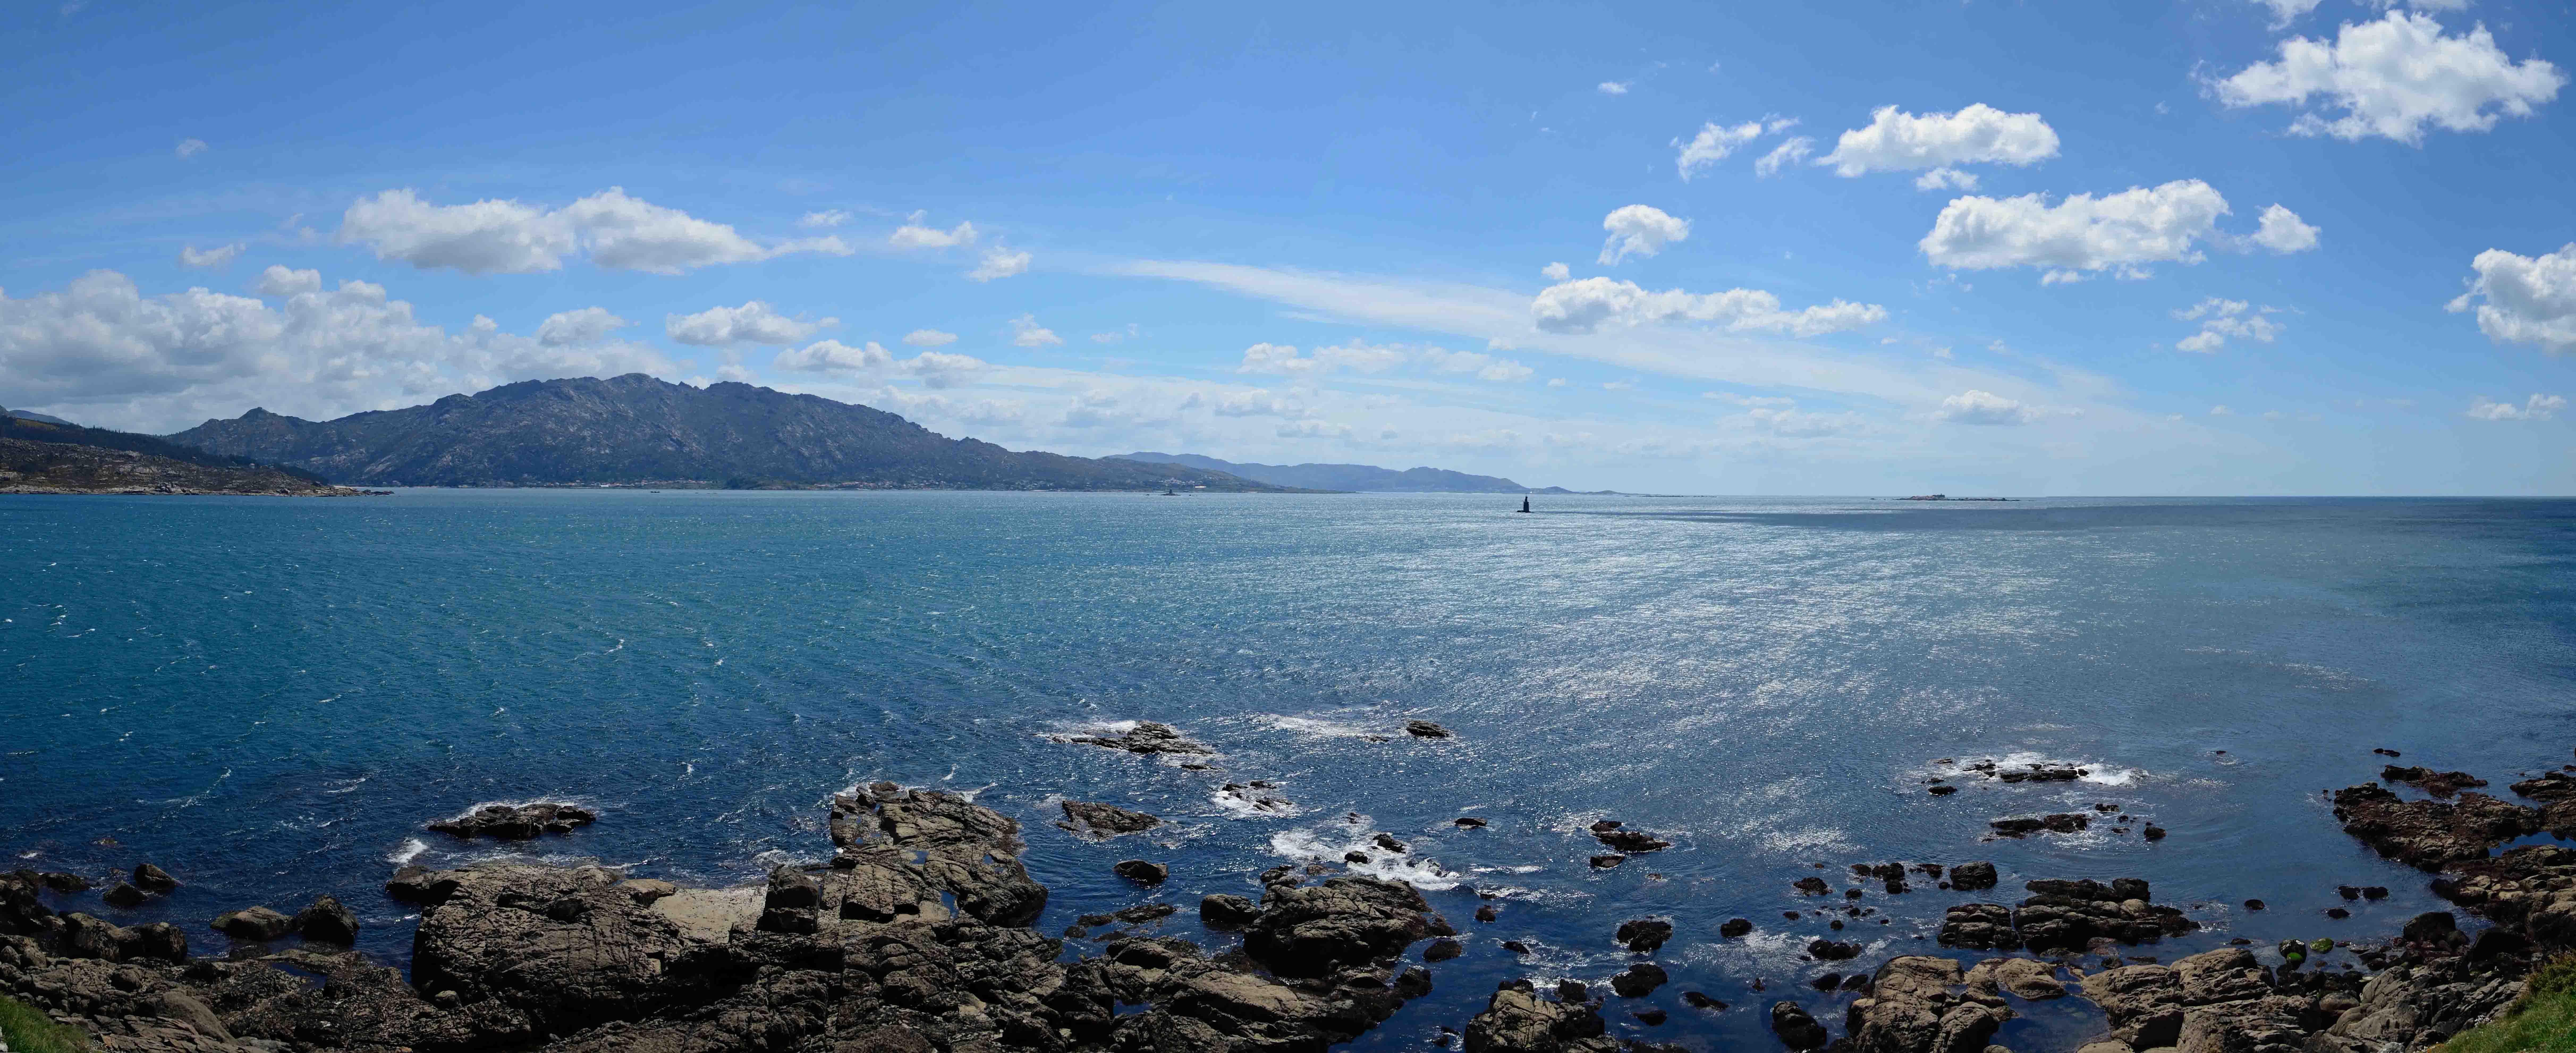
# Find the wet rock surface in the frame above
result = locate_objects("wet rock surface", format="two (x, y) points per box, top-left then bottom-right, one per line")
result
(1053, 721), (1215, 755)
(1937, 878), (2195, 953)
(1055, 800), (1161, 838)
(2330, 783), (2539, 870)
(426, 801), (600, 840)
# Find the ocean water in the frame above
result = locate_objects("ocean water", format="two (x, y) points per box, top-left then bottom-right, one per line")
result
(6, 490), (2576, 1050)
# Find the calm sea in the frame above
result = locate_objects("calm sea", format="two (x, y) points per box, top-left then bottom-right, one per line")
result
(6, 491), (2575, 1050)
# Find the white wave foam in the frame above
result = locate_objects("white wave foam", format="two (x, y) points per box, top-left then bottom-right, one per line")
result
(388, 838), (429, 866)
(323, 776), (368, 794)
(1267, 827), (1460, 891)
(1935, 750), (2146, 788)
(1212, 781), (1300, 819)
(1257, 714), (1385, 739)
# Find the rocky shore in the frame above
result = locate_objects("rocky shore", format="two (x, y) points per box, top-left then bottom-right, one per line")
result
(0, 437), (385, 497)
(5, 746), (2575, 1053)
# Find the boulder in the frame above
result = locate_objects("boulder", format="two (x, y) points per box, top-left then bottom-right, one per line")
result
(1242, 876), (1434, 977)
(1609, 963), (1668, 997)
(1616, 917), (1674, 953)
(132, 862), (178, 893)
(1405, 720), (1454, 738)
(1841, 957), (2011, 1053)
(1462, 982), (1617, 1053)
(1771, 1000), (1829, 1050)
(1201, 893), (1260, 929)
(100, 882), (145, 908)
(1965, 957), (2065, 1000)
(294, 894), (361, 944)
(1058, 800), (1161, 837)
(211, 905), (296, 941)
(1114, 860), (1170, 885)
(409, 862), (704, 1039)
(1721, 917), (1753, 938)
(36, 872), (88, 892)
(2379, 766), (2486, 797)
(1951, 862), (1998, 891)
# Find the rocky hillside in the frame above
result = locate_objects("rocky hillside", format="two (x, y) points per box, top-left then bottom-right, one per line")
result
(0, 436), (377, 496)
(1115, 451), (1586, 493)
(167, 375), (1297, 491)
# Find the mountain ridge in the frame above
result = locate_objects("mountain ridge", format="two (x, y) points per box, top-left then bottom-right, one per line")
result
(1112, 451), (1590, 494)
(166, 375), (1304, 491)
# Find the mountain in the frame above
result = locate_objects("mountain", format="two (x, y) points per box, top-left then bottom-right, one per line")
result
(2, 407), (76, 426)
(166, 374), (1302, 491)
(1112, 452), (1586, 494)
(2, 414), (333, 482)
(1, 435), (376, 496)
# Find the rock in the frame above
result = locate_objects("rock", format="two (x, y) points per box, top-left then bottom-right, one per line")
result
(1808, 938), (1861, 960)
(1939, 904), (2020, 950)
(619, 878), (677, 905)
(409, 862), (704, 1039)
(1796, 876), (1832, 894)
(1405, 720), (1454, 738)
(1502, 940), (1530, 953)
(1425, 937), (1464, 961)
(128, 920), (186, 961)
(2244, 899), (2265, 911)
(1966, 956), (2066, 999)
(2143, 826), (2166, 841)
(1114, 859), (1169, 884)
(1462, 983), (1617, 1053)
(1989, 814), (2090, 837)
(36, 872), (88, 892)
(1721, 917), (1754, 938)
(1589, 855), (1625, 869)
(1684, 991), (1726, 1009)
(1058, 800), (1162, 837)
(1770, 1001), (1829, 1050)
(1593, 824), (1671, 853)
(294, 894), (361, 944)
(1841, 957), (2012, 1053)
(2399, 910), (2459, 945)
(1476, 904), (1498, 922)
(426, 800), (599, 839)
(1634, 1008), (1668, 1025)
(2380, 766), (2487, 797)
(1242, 875), (1435, 978)
(1455, 816), (1489, 828)
(100, 882), (145, 908)
(2330, 783), (2538, 870)
(1609, 962), (1668, 997)
(1201, 893), (1260, 929)
(132, 862), (178, 893)
(1950, 862), (1998, 891)
(1375, 832), (1407, 853)
(210, 905), (296, 941)
(1931, 786), (1959, 796)
(1057, 720), (1215, 755)
(1616, 918), (1673, 953)
(2081, 964), (2185, 1049)
(385, 864), (467, 904)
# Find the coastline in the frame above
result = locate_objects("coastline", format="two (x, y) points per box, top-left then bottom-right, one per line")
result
(4, 728), (2571, 1053)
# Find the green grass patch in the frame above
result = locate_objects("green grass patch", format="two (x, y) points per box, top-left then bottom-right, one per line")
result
(0, 995), (92, 1053)
(2438, 955), (2576, 1053)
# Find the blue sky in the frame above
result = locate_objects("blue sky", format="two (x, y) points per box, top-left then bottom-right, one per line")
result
(3, 0), (2571, 494)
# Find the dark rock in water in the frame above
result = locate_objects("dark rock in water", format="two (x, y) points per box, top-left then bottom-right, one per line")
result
(1344, 851), (1371, 864)
(1811, 972), (1844, 991)
(1454, 816), (1488, 828)
(101, 882), (145, 908)
(1795, 876), (1832, 894)
(1216, 781), (1298, 815)
(427, 801), (599, 840)
(1937, 878), (2193, 954)
(1633, 1008), (1668, 1025)
(2142, 825), (2167, 840)
(1616, 918), (1674, 953)
(1770, 1000), (1829, 1050)
(294, 895), (361, 945)
(1989, 813), (2090, 837)
(2331, 783), (2539, 870)
(1242, 875), (1437, 978)
(2374, 747), (2402, 757)
(1057, 800), (1162, 838)
(1609, 962), (1668, 997)
(1463, 982), (1615, 1053)
(37, 872), (88, 892)
(2325, 907), (2350, 919)
(1404, 720), (1453, 738)
(132, 862), (179, 893)
(1721, 917), (1754, 938)
(385, 864), (467, 905)
(1950, 861), (1998, 890)
(1058, 720), (1216, 755)
(1594, 827), (1672, 853)
(128, 920), (186, 961)
(1590, 854), (1626, 869)
(2245, 899), (2266, 910)
(211, 905), (296, 941)
(1807, 938), (1861, 960)
(1475, 904), (1498, 922)
(1930, 785), (1959, 796)
(1683, 990), (1726, 1009)
(1114, 902), (1177, 924)
(2400, 910), (2460, 945)
(1113, 859), (1169, 884)
(2363, 885), (2389, 899)
(1424, 937), (1463, 961)
(1201, 893), (1260, 929)
(1374, 832), (1407, 853)
(2337, 885), (2361, 900)
(2380, 766), (2487, 797)
(1502, 940), (1531, 953)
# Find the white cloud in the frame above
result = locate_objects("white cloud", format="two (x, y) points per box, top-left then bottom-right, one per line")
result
(1728, 407), (1868, 437)
(665, 301), (831, 346)
(0, 268), (673, 431)
(774, 339), (894, 373)
(2249, 0), (2324, 28)
(889, 212), (977, 249)
(968, 246), (1032, 282)
(1598, 205), (1691, 265)
(1673, 120), (1767, 180)
(2251, 204), (2322, 253)
(798, 210), (853, 229)
(173, 138), (206, 159)
(2213, 12), (2564, 144)
(903, 351), (989, 388)
(2172, 298), (2286, 352)
(178, 243), (243, 269)
(1755, 137), (1815, 178)
(1541, 262), (1571, 281)
(1920, 179), (2234, 281)
(1706, 391), (1797, 407)
(1422, 348), (1535, 382)
(339, 187), (848, 276)
(2467, 394), (2566, 420)
(1936, 389), (2041, 425)
(536, 307), (630, 346)
(2447, 243), (2576, 352)
(1817, 104), (2059, 176)
(1531, 277), (1886, 337)
(903, 329), (958, 347)
(1599, 81), (1631, 95)
(1914, 167), (1979, 192)
(1010, 314), (1063, 348)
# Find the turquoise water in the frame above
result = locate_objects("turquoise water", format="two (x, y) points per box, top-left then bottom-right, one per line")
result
(6, 490), (2576, 1049)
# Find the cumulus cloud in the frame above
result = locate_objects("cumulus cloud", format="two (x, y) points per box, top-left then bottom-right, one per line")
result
(2251, 204), (2322, 253)
(968, 246), (1032, 281)
(1530, 277), (1887, 338)
(1009, 314), (1062, 348)
(1673, 120), (1766, 180)
(1915, 167), (1979, 192)
(2447, 243), (2576, 352)
(1598, 81), (1631, 95)
(1919, 179), (2235, 281)
(665, 301), (832, 346)
(2212, 12), (2564, 144)
(889, 212), (977, 249)
(339, 187), (849, 275)
(1598, 205), (1691, 265)
(1541, 262), (1571, 281)
(1818, 104), (2059, 177)
(173, 138), (206, 159)
(903, 329), (958, 347)
(1755, 137), (1815, 178)
(2249, 0), (2323, 28)
(536, 307), (630, 346)
(1935, 389), (2043, 425)
(0, 268), (673, 431)
(2172, 298), (2286, 352)
(2467, 394), (2567, 420)
(178, 243), (243, 269)
(772, 340), (990, 389)
(798, 210), (852, 229)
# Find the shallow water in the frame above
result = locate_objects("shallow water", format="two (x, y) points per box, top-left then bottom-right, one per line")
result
(6, 490), (2575, 1050)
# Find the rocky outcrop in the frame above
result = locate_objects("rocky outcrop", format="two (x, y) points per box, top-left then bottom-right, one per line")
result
(1056, 721), (1215, 756)
(2331, 784), (2539, 870)
(426, 801), (600, 840)
(1241, 874), (1438, 978)
(1827, 956), (2013, 1053)
(1590, 821), (1671, 854)
(1056, 800), (1161, 838)
(1463, 980), (1617, 1052)
(1937, 878), (2196, 953)
(2380, 766), (2487, 797)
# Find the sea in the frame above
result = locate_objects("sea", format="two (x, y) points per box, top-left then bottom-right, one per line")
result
(6, 490), (2575, 1051)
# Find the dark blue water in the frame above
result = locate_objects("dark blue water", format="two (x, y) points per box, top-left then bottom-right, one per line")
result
(7, 491), (2576, 1050)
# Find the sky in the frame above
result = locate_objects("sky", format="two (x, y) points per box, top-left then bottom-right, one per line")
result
(2, 0), (2572, 494)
